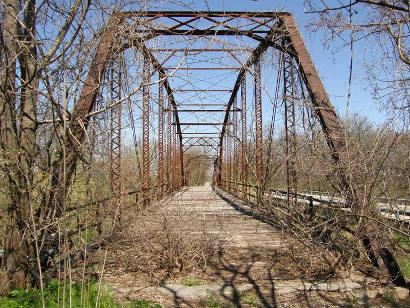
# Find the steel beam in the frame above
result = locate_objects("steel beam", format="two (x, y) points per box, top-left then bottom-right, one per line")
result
(172, 112), (177, 189)
(150, 48), (253, 52)
(177, 104), (228, 106)
(134, 29), (270, 36)
(136, 43), (185, 188)
(233, 95), (239, 195)
(241, 75), (248, 200)
(178, 132), (220, 135)
(172, 89), (232, 92)
(182, 136), (219, 138)
(254, 59), (263, 194)
(283, 52), (298, 208)
(109, 59), (122, 199)
(217, 25), (281, 170)
(68, 11), (350, 219)
(166, 94), (172, 193)
(280, 15), (346, 166)
(227, 113), (232, 192)
(169, 109), (241, 112)
(157, 82), (164, 200)
(118, 11), (290, 18)
(163, 67), (240, 70)
(174, 122), (233, 126)
(142, 57), (150, 206)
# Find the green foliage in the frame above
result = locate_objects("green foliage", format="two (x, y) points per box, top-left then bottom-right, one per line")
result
(129, 300), (162, 308)
(0, 280), (161, 308)
(81, 229), (98, 244)
(395, 232), (410, 250)
(395, 232), (410, 278)
(398, 254), (410, 279)
(181, 278), (201, 286)
(202, 291), (222, 308)
(240, 292), (261, 307)
(201, 291), (234, 308)
(184, 150), (211, 186)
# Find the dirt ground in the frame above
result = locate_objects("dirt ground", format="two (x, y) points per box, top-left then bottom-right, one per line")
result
(84, 187), (409, 307)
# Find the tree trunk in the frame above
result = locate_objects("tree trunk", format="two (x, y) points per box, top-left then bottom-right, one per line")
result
(0, 0), (39, 294)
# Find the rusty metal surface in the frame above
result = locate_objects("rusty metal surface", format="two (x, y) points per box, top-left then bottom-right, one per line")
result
(254, 60), (263, 192)
(280, 14), (352, 205)
(232, 95), (239, 195)
(217, 26), (281, 164)
(157, 82), (164, 200)
(68, 11), (350, 215)
(227, 114), (232, 192)
(117, 11), (290, 17)
(136, 45), (184, 184)
(142, 57), (150, 205)
(280, 15), (346, 158)
(241, 75), (248, 199)
(166, 95), (172, 193)
(150, 48), (253, 52)
(109, 59), (122, 199)
(283, 52), (298, 207)
(172, 112), (177, 190)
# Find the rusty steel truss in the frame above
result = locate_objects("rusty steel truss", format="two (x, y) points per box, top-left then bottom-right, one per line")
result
(283, 51), (298, 208)
(109, 57), (122, 199)
(69, 11), (349, 209)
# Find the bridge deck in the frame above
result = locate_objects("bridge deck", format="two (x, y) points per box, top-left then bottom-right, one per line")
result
(89, 186), (375, 307)
(155, 186), (283, 249)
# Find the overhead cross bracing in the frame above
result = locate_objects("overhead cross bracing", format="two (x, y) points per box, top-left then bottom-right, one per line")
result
(56, 9), (409, 289)
(75, 10), (348, 203)
(76, 10), (396, 240)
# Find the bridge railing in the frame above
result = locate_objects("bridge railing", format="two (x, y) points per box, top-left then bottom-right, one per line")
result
(217, 180), (409, 223)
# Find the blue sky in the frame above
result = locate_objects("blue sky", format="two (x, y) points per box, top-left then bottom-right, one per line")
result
(146, 0), (386, 124)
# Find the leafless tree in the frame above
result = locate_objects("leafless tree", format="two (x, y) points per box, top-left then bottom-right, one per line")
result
(0, 0), (93, 293)
(304, 0), (409, 122)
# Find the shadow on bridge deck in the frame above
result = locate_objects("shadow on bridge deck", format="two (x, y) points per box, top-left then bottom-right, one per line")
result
(86, 186), (397, 307)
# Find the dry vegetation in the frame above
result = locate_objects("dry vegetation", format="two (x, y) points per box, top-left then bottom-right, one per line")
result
(0, 0), (409, 306)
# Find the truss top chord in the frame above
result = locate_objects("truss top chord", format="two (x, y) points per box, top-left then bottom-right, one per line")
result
(163, 67), (240, 70)
(118, 11), (291, 18)
(182, 136), (220, 138)
(173, 122), (233, 125)
(166, 109), (242, 112)
(149, 48), (253, 52)
(173, 89), (233, 92)
(177, 104), (228, 106)
(178, 132), (221, 135)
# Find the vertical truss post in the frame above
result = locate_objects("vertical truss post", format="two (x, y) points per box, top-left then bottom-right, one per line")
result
(227, 132), (230, 191)
(142, 57), (150, 206)
(217, 137), (223, 187)
(222, 133), (228, 189)
(227, 114), (232, 193)
(172, 112), (177, 191)
(179, 139), (183, 187)
(175, 131), (180, 188)
(254, 60), (263, 202)
(166, 95), (172, 194)
(241, 75), (248, 200)
(283, 52), (298, 207)
(109, 58), (122, 219)
(221, 135), (225, 189)
(233, 95), (239, 195)
(157, 81), (164, 200)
